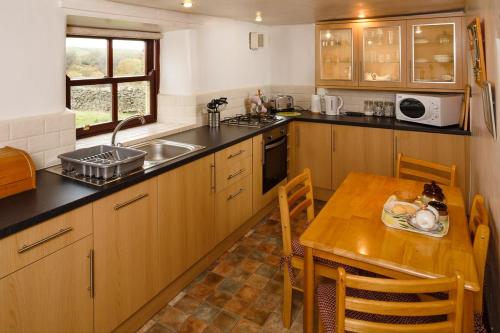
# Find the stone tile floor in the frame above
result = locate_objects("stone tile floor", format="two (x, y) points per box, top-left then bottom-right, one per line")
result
(138, 202), (324, 333)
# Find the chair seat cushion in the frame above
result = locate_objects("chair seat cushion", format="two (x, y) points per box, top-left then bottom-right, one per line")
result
(316, 283), (445, 333)
(291, 238), (358, 274)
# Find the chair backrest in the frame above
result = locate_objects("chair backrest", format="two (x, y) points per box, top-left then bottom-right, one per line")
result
(278, 168), (315, 257)
(335, 267), (465, 333)
(469, 194), (489, 236)
(396, 153), (457, 187)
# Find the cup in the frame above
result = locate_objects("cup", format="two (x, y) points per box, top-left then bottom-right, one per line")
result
(364, 100), (374, 116)
(311, 95), (322, 114)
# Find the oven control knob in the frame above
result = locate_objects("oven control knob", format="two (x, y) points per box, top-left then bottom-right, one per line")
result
(267, 135), (273, 140)
(280, 129), (286, 135)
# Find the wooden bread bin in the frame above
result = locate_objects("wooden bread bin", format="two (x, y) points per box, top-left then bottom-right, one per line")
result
(0, 146), (36, 199)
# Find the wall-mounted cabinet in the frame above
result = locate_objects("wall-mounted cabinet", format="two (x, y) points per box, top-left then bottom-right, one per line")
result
(316, 14), (465, 91)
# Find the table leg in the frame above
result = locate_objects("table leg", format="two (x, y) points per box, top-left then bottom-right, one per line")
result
(463, 291), (474, 333)
(304, 246), (314, 333)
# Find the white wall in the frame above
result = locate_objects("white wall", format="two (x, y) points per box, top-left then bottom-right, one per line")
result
(0, 0), (66, 120)
(269, 24), (315, 86)
(465, 0), (500, 328)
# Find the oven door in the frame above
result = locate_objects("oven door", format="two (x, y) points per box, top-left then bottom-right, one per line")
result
(399, 97), (429, 120)
(263, 136), (287, 193)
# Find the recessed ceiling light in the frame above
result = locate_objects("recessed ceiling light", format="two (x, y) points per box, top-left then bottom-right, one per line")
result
(181, 0), (193, 8)
(358, 11), (366, 18)
(255, 11), (263, 22)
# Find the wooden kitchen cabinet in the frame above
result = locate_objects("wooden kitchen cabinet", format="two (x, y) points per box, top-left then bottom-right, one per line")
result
(332, 125), (394, 189)
(406, 16), (465, 90)
(215, 175), (253, 243)
(93, 178), (159, 333)
(316, 23), (358, 87)
(158, 154), (215, 287)
(394, 130), (469, 199)
(0, 235), (94, 333)
(292, 122), (332, 193)
(359, 20), (407, 88)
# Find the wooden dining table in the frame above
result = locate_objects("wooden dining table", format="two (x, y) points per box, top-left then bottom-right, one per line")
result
(300, 172), (479, 333)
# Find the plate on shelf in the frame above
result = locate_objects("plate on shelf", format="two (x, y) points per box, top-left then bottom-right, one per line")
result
(434, 54), (452, 63)
(415, 58), (429, 63)
(414, 38), (429, 44)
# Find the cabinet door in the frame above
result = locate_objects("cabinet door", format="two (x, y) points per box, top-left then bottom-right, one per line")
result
(406, 17), (464, 90)
(316, 23), (358, 87)
(0, 236), (93, 333)
(394, 130), (469, 199)
(294, 122), (332, 191)
(333, 126), (394, 189)
(158, 155), (215, 287)
(359, 20), (407, 88)
(94, 178), (159, 333)
(215, 175), (253, 243)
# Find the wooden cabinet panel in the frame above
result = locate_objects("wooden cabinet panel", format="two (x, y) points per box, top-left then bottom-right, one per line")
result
(0, 204), (92, 279)
(394, 130), (469, 200)
(158, 155), (215, 287)
(333, 126), (394, 189)
(293, 122), (332, 191)
(0, 236), (93, 333)
(215, 175), (253, 243)
(216, 156), (252, 192)
(93, 178), (159, 333)
(215, 138), (252, 166)
(406, 16), (465, 90)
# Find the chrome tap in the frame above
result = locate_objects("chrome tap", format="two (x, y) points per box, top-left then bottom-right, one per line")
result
(111, 114), (146, 146)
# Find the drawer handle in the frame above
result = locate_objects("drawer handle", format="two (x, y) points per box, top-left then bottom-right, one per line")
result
(114, 193), (148, 210)
(88, 249), (94, 298)
(228, 150), (244, 159)
(18, 227), (74, 253)
(227, 168), (245, 180)
(227, 188), (245, 201)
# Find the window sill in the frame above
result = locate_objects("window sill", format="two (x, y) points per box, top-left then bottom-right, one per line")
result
(76, 122), (198, 149)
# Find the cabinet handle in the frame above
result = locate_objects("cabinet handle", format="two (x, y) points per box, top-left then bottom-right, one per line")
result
(211, 163), (216, 192)
(359, 61), (363, 82)
(88, 250), (94, 298)
(227, 168), (245, 180)
(227, 188), (245, 201)
(228, 150), (244, 159)
(332, 129), (336, 152)
(393, 135), (398, 176)
(114, 193), (148, 210)
(261, 138), (265, 165)
(17, 227), (73, 253)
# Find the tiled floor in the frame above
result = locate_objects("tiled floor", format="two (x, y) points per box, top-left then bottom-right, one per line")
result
(138, 202), (323, 333)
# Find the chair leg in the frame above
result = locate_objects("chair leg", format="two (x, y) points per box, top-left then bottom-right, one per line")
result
(283, 270), (293, 328)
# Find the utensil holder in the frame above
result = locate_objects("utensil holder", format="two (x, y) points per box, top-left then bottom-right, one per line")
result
(208, 112), (220, 128)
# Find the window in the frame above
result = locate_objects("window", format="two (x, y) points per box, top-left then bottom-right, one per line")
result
(66, 36), (159, 138)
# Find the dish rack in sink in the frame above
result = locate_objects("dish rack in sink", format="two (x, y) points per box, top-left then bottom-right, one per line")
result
(58, 145), (147, 180)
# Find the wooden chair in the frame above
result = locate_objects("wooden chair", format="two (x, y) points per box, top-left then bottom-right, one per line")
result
(396, 153), (457, 186)
(469, 195), (490, 329)
(317, 267), (465, 333)
(278, 168), (357, 328)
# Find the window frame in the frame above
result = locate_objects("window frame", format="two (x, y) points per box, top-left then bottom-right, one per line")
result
(66, 35), (160, 139)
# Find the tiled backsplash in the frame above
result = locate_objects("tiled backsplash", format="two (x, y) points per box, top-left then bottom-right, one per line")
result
(0, 110), (76, 169)
(318, 88), (396, 113)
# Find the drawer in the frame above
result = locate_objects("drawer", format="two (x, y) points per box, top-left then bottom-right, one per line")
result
(215, 139), (252, 166)
(215, 175), (253, 242)
(0, 204), (93, 278)
(216, 156), (252, 192)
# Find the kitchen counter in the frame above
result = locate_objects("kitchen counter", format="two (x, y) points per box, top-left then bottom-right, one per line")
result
(0, 112), (470, 238)
(294, 112), (471, 136)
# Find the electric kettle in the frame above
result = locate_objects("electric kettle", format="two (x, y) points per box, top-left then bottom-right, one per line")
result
(324, 95), (344, 115)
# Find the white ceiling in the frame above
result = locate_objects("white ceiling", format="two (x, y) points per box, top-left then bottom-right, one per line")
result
(111, 0), (465, 25)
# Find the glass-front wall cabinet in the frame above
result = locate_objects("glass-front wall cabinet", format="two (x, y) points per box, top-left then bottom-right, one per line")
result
(407, 17), (463, 89)
(317, 24), (357, 86)
(360, 22), (405, 88)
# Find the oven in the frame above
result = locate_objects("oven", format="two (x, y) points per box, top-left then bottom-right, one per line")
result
(262, 125), (287, 193)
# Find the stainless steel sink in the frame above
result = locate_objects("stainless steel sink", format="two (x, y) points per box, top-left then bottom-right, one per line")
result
(133, 139), (205, 168)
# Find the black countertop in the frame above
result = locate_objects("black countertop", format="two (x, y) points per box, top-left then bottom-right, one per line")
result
(0, 113), (470, 239)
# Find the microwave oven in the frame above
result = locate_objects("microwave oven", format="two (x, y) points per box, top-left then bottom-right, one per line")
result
(396, 93), (463, 127)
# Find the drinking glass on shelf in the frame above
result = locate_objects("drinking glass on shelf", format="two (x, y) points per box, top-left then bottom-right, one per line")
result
(384, 100), (395, 117)
(364, 100), (374, 116)
(374, 100), (384, 116)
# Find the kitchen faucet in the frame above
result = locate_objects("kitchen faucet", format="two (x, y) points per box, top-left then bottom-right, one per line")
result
(111, 114), (146, 146)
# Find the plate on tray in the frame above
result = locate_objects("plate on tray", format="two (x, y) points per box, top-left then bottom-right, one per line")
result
(381, 196), (449, 238)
